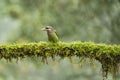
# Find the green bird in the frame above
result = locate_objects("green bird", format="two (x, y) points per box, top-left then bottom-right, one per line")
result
(41, 26), (59, 43)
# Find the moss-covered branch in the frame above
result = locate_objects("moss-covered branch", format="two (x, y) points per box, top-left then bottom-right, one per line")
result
(0, 41), (120, 80)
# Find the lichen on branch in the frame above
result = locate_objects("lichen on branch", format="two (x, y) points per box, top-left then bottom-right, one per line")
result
(0, 41), (120, 80)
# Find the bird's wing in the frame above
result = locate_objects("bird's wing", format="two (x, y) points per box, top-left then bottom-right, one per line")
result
(55, 31), (59, 38)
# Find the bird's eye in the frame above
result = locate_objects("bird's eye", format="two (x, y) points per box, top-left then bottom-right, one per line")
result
(46, 27), (49, 29)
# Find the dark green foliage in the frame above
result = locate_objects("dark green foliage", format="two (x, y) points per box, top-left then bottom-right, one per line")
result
(0, 41), (120, 79)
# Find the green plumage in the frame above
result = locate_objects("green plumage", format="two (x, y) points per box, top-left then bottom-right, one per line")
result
(47, 31), (58, 43)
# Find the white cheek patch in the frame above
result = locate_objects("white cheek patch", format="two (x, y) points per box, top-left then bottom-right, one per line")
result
(48, 28), (51, 31)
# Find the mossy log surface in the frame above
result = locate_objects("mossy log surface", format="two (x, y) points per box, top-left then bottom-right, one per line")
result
(0, 41), (120, 80)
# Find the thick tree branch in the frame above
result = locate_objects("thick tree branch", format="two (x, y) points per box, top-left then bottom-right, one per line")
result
(0, 41), (120, 80)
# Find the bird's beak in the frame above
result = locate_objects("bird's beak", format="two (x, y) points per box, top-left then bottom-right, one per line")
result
(41, 27), (46, 31)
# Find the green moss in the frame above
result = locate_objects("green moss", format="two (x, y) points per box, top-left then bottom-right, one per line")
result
(0, 41), (120, 80)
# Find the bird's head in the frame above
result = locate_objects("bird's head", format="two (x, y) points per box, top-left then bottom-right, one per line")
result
(41, 26), (56, 33)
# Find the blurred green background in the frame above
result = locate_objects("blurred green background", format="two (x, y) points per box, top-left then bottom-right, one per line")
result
(0, 0), (120, 80)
